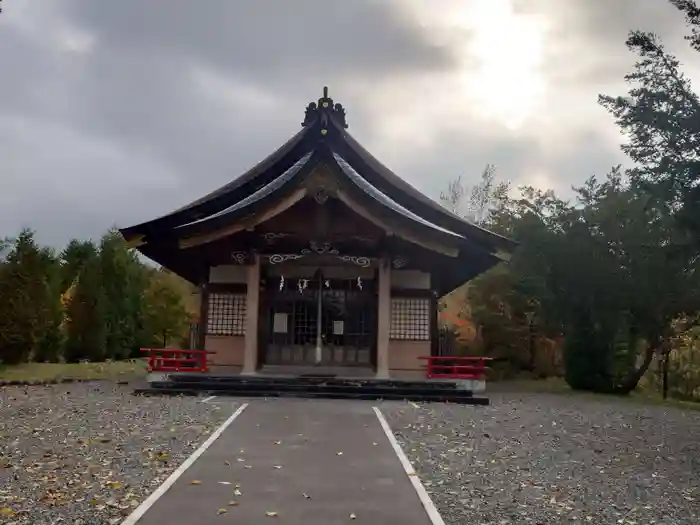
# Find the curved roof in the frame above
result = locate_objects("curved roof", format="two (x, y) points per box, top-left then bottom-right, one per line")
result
(120, 87), (516, 258)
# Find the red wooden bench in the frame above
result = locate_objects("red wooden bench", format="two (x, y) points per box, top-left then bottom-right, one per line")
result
(418, 355), (491, 380)
(141, 348), (214, 373)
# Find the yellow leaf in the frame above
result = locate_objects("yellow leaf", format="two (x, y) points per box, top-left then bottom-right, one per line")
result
(217, 508), (228, 515)
(190, 480), (202, 485)
(266, 511), (278, 517)
(0, 508), (16, 517)
(105, 481), (121, 489)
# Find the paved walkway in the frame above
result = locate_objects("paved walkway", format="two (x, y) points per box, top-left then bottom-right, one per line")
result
(130, 399), (439, 525)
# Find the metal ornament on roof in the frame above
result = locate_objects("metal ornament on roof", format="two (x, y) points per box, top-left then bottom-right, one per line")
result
(231, 252), (247, 265)
(302, 240), (339, 256)
(392, 257), (408, 269)
(264, 232), (289, 244)
(268, 253), (305, 264)
(301, 86), (348, 129)
(337, 255), (371, 268)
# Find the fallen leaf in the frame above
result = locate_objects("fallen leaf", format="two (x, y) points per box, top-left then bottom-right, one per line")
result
(217, 508), (227, 515)
(190, 480), (202, 485)
(0, 508), (17, 517)
(218, 481), (232, 485)
(266, 511), (278, 517)
(337, 452), (343, 456)
(273, 465), (282, 469)
(302, 492), (311, 499)
(350, 513), (357, 519)
(274, 440), (281, 445)
(228, 500), (239, 506)
(234, 489), (242, 496)
(224, 461), (231, 466)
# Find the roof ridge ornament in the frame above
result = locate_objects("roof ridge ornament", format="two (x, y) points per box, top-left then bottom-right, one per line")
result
(301, 86), (348, 130)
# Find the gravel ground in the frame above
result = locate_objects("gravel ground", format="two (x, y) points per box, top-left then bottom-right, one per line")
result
(382, 391), (700, 525)
(0, 383), (231, 525)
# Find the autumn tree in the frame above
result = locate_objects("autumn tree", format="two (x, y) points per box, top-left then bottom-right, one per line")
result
(33, 247), (64, 362)
(64, 243), (107, 362)
(140, 268), (191, 348)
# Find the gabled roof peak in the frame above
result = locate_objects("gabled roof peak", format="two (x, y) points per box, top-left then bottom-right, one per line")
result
(301, 86), (348, 129)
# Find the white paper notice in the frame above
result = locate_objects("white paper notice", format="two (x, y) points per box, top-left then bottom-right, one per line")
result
(273, 313), (288, 333)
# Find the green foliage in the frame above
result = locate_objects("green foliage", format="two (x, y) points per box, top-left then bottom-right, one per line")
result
(64, 244), (107, 363)
(0, 228), (192, 366)
(0, 230), (52, 364)
(99, 230), (147, 360)
(140, 269), (191, 348)
(598, 0), (700, 244)
(441, 160), (700, 394)
(34, 247), (64, 362)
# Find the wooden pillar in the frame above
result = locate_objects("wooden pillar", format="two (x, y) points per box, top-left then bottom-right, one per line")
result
(242, 254), (260, 375)
(376, 257), (391, 379)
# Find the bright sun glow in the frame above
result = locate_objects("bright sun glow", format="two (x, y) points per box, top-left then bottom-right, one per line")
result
(453, 0), (548, 130)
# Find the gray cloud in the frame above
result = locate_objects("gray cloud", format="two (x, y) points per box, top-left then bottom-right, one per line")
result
(0, 0), (693, 248)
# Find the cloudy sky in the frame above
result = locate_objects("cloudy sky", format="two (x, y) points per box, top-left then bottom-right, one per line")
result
(1, 0), (696, 247)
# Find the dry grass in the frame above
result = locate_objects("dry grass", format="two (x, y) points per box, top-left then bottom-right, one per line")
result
(0, 360), (147, 383)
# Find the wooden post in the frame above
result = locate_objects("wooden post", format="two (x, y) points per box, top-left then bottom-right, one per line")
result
(242, 254), (260, 375)
(375, 257), (391, 379)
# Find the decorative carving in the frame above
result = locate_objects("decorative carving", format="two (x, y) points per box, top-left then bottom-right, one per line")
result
(268, 253), (305, 264)
(302, 240), (339, 256)
(304, 163), (338, 195)
(392, 257), (407, 269)
(301, 86), (348, 129)
(313, 189), (329, 204)
(336, 255), (371, 268)
(231, 252), (247, 265)
(263, 232), (289, 244)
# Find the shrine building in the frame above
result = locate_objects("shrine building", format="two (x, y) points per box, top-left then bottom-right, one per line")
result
(120, 88), (515, 379)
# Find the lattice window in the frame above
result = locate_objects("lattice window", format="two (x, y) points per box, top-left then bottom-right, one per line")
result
(390, 297), (430, 340)
(207, 293), (246, 336)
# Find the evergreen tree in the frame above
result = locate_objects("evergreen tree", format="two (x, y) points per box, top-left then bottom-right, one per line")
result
(34, 247), (64, 362)
(99, 230), (147, 360)
(0, 230), (48, 364)
(64, 245), (107, 362)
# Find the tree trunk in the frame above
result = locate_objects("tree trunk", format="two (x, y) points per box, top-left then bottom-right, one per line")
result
(661, 350), (670, 400)
(612, 341), (658, 395)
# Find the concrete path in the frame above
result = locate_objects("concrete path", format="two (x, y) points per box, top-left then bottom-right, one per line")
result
(128, 399), (440, 525)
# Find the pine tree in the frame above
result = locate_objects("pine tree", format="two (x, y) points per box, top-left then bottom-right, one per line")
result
(0, 230), (48, 364)
(64, 246), (107, 362)
(99, 231), (147, 360)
